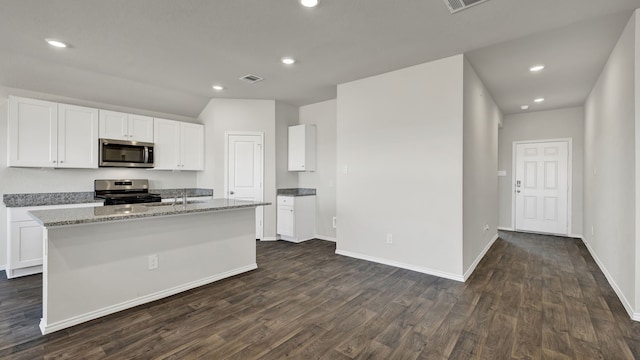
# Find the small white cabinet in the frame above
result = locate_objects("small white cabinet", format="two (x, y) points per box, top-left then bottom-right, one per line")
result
(99, 110), (154, 142)
(154, 118), (204, 171)
(58, 104), (100, 168)
(6, 202), (102, 278)
(8, 96), (99, 168)
(277, 195), (316, 243)
(288, 124), (316, 172)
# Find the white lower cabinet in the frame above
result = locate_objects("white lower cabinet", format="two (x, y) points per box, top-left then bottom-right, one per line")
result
(6, 203), (102, 279)
(276, 195), (316, 243)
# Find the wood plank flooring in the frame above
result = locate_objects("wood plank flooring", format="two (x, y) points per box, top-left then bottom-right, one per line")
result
(1, 231), (639, 359)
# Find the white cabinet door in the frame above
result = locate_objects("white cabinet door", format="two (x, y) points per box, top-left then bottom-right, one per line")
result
(58, 104), (99, 168)
(10, 220), (44, 270)
(128, 114), (154, 142)
(99, 110), (128, 140)
(153, 118), (181, 170)
(288, 124), (316, 171)
(181, 123), (204, 170)
(8, 96), (58, 167)
(277, 206), (295, 237)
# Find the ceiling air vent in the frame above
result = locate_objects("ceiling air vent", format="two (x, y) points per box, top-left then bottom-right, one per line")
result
(444, 0), (490, 14)
(239, 74), (264, 84)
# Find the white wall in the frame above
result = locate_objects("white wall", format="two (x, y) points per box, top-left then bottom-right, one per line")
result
(299, 100), (337, 241)
(584, 11), (637, 317)
(196, 99), (278, 239)
(0, 87), (200, 269)
(276, 102), (299, 189)
(462, 58), (501, 276)
(498, 107), (584, 236)
(336, 55), (465, 280)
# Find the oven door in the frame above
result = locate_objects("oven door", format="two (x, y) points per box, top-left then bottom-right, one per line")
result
(99, 139), (154, 168)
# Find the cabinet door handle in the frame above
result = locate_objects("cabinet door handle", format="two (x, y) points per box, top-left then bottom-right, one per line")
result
(230, 191), (235, 195)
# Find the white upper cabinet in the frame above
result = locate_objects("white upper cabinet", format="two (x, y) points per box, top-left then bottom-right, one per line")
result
(154, 118), (204, 171)
(128, 114), (154, 142)
(181, 122), (205, 171)
(8, 97), (99, 169)
(99, 110), (153, 142)
(8, 96), (59, 167)
(288, 124), (316, 171)
(58, 104), (99, 168)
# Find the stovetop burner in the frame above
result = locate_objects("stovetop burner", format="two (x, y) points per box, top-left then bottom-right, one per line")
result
(94, 179), (162, 205)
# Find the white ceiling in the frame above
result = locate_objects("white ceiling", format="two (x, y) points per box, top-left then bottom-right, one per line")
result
(0, 0), (638, 118)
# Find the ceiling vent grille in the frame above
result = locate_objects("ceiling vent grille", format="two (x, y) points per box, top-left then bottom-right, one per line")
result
(444, 0), (490, 14)
(239, 74), (264, 84)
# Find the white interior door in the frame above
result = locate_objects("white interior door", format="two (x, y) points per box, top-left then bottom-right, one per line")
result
(227, 133), (264, 240)
(514, 141), (569, 235)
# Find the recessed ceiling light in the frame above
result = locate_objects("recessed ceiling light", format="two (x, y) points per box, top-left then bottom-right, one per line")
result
(300, 0), (319, 7)
(521, 105), (529, 110)
(534, 98), (545, 103)
(281, 57), (296, 65)
(529, 65), (545, 72)
(45, 39), (68, 48)
(212, 85), (224, 91)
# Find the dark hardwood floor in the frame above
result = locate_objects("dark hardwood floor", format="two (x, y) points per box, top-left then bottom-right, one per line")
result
(1, 231), (639, 359)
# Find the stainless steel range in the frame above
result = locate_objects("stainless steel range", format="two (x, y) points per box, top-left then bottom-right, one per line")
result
(94, 179), (162, 205)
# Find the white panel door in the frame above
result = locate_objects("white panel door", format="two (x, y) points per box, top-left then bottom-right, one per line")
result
(8, 96), (58, 167)
(10, 220), (44, 269)
(227, 134), (264, 239)
(128, 114), (154, 142)
(181, 123), (205, 170)
(153, 118), (181, 170)
(99, 110), (128, 140)
(58, 104), (99, 168)
(515, 141), (569, 235)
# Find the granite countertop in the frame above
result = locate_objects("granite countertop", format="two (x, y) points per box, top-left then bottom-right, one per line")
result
(28, 199), (271, 227)
(3, 188), (214, 207)
(277, 188), (316, 197)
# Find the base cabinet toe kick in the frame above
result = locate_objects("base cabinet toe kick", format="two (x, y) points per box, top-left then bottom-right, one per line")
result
(28, 199), (269, 335)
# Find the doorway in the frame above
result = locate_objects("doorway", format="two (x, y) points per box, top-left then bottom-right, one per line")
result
(226, 132), (264, 240)
(513, 139), (571, 235)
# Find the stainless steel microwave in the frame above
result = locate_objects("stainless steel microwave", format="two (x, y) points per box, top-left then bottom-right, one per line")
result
(99, 139), (154, 168)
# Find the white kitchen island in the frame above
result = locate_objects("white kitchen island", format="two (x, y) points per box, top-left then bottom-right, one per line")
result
(28, 199), (269, 335)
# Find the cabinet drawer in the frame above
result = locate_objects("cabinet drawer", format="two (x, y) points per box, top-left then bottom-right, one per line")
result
(277, 196), (294, 206)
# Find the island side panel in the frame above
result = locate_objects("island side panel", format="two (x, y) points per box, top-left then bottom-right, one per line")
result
(41, 208), (256, 334)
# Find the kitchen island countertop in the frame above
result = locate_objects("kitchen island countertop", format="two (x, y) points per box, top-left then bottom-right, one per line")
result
(29, 198), (270, 227)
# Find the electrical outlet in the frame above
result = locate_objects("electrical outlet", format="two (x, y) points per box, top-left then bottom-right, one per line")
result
(148, 254), (159, 270)
(386, 233), (393, 244)
(332, 216), (337, 228)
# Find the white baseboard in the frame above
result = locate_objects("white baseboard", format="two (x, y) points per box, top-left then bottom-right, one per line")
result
(0, 265), (5, 272)
(463, 233), (499, 281)
(39, 263), (258, 335)
(335, 249), (464, 282)
(260, 237), (278, 241)
(570, 234), (584, 239)
(580, 238), (640, 321)
(497, 226), (514, 231)
(314, 235), (336, 242)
